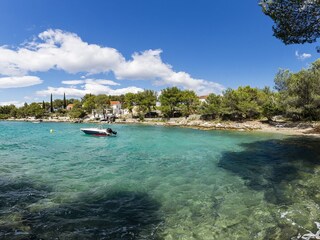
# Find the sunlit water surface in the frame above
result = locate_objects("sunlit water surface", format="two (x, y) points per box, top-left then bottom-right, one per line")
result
(1, 121), (320, 239)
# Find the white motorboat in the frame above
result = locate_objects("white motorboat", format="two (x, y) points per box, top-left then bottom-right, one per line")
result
(80, 127), (117, 136)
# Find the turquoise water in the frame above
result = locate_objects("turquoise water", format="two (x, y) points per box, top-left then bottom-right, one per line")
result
(1, 121), (320, 239)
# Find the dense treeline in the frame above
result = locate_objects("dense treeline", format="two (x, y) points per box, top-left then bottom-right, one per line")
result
(1, 60), (320, 121)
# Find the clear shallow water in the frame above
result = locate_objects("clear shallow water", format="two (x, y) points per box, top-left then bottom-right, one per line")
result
(0, 121), (320, 239)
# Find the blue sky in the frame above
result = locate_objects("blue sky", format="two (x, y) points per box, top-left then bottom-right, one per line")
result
(0, 0), (318, 105)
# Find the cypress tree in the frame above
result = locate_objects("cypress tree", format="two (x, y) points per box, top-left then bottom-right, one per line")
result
(42, 100), (45, 110)
(63, 93), (67, 109)
(50, 94), (53, 113)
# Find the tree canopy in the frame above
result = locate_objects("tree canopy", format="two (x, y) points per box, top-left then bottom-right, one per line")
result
(260, 0), (320, 48)
(275, 60), (320, 120)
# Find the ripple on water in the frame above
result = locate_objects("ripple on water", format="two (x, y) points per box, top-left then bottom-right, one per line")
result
(0, 122), (320, 239)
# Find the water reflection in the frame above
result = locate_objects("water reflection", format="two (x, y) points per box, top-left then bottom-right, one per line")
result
(218, 137), (320, 205)
(0, 177), (163, 239)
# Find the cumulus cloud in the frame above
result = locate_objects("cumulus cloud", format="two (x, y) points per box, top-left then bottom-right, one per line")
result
(0, 29), (123, 76)
(37, 86), (143, 97)
(295, 51), (312, 60)
(61, 80), (85, 85)
(0, 29), (224, 94)
(0, 76), (42, 88)
(40, 78), (130, 97)
(62, 78), (120, 86)
(37, 79), (143, 97)
(114, 49), (225, 95)
(115, 49), (172, 80)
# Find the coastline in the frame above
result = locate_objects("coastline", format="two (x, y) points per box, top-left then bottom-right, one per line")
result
(3, 117), (320, 137)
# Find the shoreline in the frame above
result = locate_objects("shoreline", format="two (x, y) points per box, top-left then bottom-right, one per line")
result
(3, 117), (320, 137)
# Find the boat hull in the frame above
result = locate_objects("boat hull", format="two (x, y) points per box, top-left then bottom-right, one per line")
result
(80, 128), (114, 136)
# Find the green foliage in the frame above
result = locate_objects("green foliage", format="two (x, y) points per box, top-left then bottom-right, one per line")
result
(199, 93), (222, 118)
(63, 93), (67, 109)
(26, 103), (45, 119)
(179, 90), (200, 116)
(69, 109), (86, 119)
(124, 93), (137, 113)
(68, 100), (86, 119)
(53, 99), (64, 109)
(110, 95), (125, 103)
(260, 0), (320, 47)
(220, 86), (262, 120)
(0, 114), (10, 119)
(271, 59), (320, 120)
(124, 90), (157, 115)
(82, 95), (96, 113)
(50, 94), (53, 113)
(260, 88), (283, 120)
(137, 90), (157, 114)
(95, 94), (110, 110)
(8, 103), (45, 119)
(159, 87), (183, 117)
(277, 62), (320, 120)
(199, 86), (281, 121)
(0, 104), (16, 115)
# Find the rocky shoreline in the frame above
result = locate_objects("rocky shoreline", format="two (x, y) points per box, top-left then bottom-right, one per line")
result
(4, 116), (320, 136)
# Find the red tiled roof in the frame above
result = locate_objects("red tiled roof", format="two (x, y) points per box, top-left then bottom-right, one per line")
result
(110, 101), (121, 105)
(198, 95), (208, 99)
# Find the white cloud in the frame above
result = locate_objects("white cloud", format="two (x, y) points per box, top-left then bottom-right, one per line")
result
(115, 49), (172, 80)
(0, 101), (25, 107)
(37, 85), (143, 97)
(61, 80), (85, 85)
(295, 51), (312, 61)
(93, 79), (120, 86)
(114, 49), (225, 95)
(0, 29), (224, 94)
(0, 76), (42, 88)
(38, 77), (140, 97)
(61, 79), (119, 86)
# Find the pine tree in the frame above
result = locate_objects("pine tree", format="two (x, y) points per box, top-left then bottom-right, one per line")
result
(50, 94), (54, 113)
(63, 93), (67, 109)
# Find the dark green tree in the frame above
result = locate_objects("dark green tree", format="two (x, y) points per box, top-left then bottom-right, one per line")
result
(50, 94), (54, 113)
(68, 100), (86, 119)
(95, 95), (110, 110)
(221, 86), (262, 120)
(179, 90), (200, 116)
(199, 93), (222, 119)
(25, 103), (45, 119)
(82, 95), (96, 113)
(159, 87), (183, 117)
(0, 104), (16, 119)
(137, 90), (157, 114)
(274, 59), (320, 120)
(53, 99), (64, 109)
(260, 0), (320, 50)
(63, 93), (67, 109)
(124, 93), (138, 113)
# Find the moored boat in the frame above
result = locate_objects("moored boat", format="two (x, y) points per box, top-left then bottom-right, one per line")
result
(80, 127), (117, 136)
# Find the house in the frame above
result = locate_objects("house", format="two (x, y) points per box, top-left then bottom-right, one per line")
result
(66, 104), (74, 111)
(110, 101), (122, 116)
(198, 95), (208, 103)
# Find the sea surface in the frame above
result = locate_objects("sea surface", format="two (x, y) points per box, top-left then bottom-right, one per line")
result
(0, 121), (320, 239)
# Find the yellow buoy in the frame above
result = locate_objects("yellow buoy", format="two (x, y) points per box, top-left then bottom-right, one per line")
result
(50, 129), (54, 133)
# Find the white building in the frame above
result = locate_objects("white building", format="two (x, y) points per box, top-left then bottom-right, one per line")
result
(198, 95), (208, 103)
(110, 101), (122, 116)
